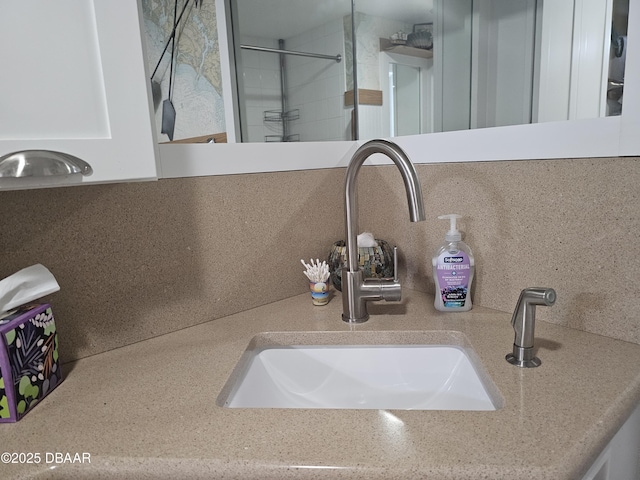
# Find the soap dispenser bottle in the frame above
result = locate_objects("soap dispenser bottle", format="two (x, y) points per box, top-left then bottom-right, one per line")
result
(433, 214), (474, 311)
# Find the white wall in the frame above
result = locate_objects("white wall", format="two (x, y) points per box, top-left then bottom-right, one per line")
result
(285, 18), (349, 142)
(472, 0), (536, 128)
(536, 0), (613, 122)
(236, 36), (282, 142)
(379, 52), (433, 138)
(434, 0), (473, 132)
(441, 0), (613, 131)
(354, 12), (414, 90)
(353, 12), (416, 139)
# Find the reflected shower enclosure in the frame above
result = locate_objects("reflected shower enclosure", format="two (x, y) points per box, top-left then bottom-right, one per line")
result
(229, 0), (352, 143)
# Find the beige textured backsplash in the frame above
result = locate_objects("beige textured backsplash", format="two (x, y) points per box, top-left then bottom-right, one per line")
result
(0, 156), (638, 363)
(0, 170), (344, 363)
(359, 157), (640, 345)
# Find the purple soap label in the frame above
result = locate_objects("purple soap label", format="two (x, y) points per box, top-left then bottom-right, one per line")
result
(436, 252), (470, 307)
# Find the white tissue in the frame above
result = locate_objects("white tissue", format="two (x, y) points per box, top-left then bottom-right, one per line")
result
(0, 264), (60, 314)
(357, 232), (378, 248)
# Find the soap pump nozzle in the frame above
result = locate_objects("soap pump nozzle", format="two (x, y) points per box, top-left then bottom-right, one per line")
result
(438, 214), (462, 242)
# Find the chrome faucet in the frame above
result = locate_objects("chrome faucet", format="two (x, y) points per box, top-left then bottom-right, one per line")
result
(506, 287), (557, 367)
(341, 139), (426, 323)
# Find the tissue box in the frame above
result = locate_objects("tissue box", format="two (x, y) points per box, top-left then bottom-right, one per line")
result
(0, 304), (62, 423)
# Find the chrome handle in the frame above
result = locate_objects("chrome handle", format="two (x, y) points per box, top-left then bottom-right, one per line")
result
(393, 246), (399, 282)
(0, 150), (93, 178)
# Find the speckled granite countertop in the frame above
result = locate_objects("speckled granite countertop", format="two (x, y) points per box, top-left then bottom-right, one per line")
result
(3, 290), (640, 480)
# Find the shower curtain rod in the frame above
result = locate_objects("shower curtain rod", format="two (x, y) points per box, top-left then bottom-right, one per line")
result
(240, 44), (342, 63)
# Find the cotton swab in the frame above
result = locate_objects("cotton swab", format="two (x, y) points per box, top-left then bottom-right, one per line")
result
(301, 258), (330, 283)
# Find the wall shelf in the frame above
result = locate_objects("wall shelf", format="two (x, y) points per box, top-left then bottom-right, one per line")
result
(379, 38), (433, 59)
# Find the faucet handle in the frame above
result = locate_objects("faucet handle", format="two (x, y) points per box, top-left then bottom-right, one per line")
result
(393, 246), (399, 282)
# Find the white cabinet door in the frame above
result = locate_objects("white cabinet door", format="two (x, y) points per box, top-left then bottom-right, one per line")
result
(0, 1), (158, 189)
(581, 404), (640, 480)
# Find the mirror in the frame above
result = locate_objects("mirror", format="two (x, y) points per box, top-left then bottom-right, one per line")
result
(358, 0), (629, 139)
(230, 0), (352, 143)
(142, 0), (630, 147)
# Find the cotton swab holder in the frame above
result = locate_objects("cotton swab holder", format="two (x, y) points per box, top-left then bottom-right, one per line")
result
(301, 259), (330, 305)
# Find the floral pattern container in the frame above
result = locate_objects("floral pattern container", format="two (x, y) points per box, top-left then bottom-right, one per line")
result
(0, 304), (62, 423)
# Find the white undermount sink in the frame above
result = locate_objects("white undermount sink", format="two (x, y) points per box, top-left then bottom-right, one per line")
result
(218, 332), (502, 411)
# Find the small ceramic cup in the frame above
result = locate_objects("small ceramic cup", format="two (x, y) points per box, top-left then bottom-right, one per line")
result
(309, 281), (330, 305)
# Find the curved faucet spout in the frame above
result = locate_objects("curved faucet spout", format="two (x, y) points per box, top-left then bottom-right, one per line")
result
(345, 139), (426, 273)
(342, 139), (426, 322)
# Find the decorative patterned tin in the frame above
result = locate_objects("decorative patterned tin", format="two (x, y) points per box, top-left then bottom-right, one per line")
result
(327, 239), (394, 291)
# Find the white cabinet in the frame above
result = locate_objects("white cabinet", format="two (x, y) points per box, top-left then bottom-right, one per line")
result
(582, 404), (640, 480)
(0, 1), (158, 189)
